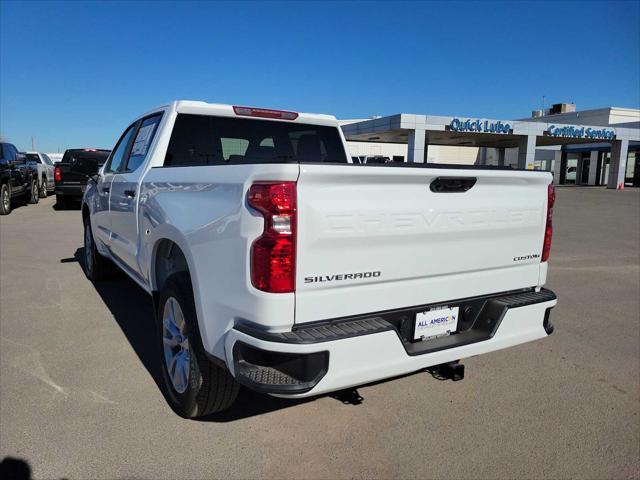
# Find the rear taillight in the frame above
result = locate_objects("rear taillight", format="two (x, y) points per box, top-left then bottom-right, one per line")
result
(248, 182), (297, 293)
(54, 165), (61, 182)
(542, 183), (555, 262)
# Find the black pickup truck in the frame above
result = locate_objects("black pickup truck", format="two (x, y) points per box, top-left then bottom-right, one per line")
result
(1, 142), (39, 215)
(55, 148), (110, 208)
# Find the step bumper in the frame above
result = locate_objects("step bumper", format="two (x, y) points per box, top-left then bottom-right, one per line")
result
(224, 289), (557, 397)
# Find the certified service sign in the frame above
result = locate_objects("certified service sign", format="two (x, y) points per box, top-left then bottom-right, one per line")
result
(547, 125), (616, 140)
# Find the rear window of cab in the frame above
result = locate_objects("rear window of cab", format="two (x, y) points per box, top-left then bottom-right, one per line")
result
(164, 114), (347, 166)
(62, 150), (110, 164)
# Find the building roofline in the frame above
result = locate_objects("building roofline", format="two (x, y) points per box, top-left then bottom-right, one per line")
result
(517, 106), (639, 122)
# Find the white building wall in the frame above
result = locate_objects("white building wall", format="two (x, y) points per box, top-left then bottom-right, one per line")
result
(426, 145), (478, 165)
(608, 108), (640, 126)
(523, 107), (640, 127)
(346, 141), (407, 158)
(345, 141), (480, 165)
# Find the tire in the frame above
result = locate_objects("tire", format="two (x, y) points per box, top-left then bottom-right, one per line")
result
(56, 194), (67, 210)
(157, 272), (239, 417)
(82, 215), (114, 281)
(27, 179), (39, 204)
(0, 183), (11, 215)
(39, 177), (47, 198)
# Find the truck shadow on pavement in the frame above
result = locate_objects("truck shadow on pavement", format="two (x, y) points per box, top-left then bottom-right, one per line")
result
(0, 457), (32, 480)
(69, 248), (366, 422)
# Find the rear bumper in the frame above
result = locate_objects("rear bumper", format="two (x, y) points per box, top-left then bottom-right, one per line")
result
(224, 289), (557, 397)
(54, 184), (85, 198)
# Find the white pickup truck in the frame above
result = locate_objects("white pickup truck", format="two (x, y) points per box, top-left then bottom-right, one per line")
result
(80, 101), (557, 418)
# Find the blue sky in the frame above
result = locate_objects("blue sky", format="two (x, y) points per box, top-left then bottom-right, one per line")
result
(1, 0), (638, 152)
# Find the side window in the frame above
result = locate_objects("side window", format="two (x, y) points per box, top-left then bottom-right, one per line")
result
(6, 145), (17, 162)
(125, 114), (162, 172)
(42, 154), (53, 166)
(104, 125), (136, 173)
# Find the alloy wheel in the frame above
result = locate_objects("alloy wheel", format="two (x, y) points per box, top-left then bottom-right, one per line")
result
(2, 188), (9, 211)
(162, 297), (191, 394)
(84, 223), (93, 275)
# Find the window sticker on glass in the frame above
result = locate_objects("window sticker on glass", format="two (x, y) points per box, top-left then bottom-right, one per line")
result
(131, 124), (156, 157)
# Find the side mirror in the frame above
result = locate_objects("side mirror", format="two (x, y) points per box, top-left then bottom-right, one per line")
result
(70, 157), (100, 177)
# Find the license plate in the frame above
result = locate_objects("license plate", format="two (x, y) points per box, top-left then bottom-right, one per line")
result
(414, 306), (459, 340)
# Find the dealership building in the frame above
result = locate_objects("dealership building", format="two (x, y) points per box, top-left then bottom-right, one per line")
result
(341, 104), (640, 188)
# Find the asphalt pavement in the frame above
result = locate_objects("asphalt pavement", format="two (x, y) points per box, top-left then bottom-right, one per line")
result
(1, 188), (638, 479)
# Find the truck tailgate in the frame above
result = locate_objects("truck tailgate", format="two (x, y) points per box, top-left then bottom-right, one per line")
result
(294, 164), (551, 324)
(56, 163), (89, 185)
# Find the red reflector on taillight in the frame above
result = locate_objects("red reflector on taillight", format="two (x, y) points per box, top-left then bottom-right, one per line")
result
(542, 183), (555, 262)
(233, 106), (298, 121)
(251, 236), (296, 293)
(248, 182), (297, 293)
(54, 165), (61, 182)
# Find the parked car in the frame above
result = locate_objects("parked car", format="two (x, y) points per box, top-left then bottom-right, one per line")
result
(0, 142), (39, 215)
(55, 148), (110, 208)
(26, 152), (56, 198)
(80, 101), (557, 418)
(364, 155), (391, 164)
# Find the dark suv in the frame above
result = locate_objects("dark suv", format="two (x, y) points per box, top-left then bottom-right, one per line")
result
(0, 142), (39, 215)
(55, 148), (110, 208)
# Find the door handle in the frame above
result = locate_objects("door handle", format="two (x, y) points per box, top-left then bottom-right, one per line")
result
(102, 187), (110, 193)
(124, 189), (136, 198)
(430, 177), (477, 193)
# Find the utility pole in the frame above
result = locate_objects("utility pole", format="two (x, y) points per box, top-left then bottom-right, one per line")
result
(542, 96), (545, 115)
(31, 136), (35, 151)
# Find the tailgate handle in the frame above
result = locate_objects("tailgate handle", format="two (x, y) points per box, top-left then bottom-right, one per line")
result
(430, 177), (476, 193)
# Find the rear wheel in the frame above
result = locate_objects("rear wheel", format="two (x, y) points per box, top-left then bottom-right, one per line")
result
(158, 272), (239, 417)
(0, 183), (11, 215)
(27, 179), (39, 204)
(83, 216), (113, 281)
(39, 177), (48, 198)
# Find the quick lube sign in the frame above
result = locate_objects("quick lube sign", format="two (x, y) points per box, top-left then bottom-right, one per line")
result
(449, 118), (512, 134)
(547, 125), (615, 140)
